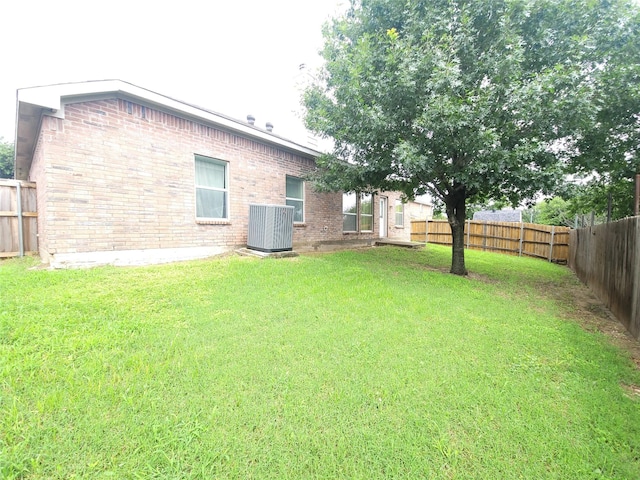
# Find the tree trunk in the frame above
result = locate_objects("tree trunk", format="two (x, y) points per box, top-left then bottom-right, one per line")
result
(446, 192), (468, 275)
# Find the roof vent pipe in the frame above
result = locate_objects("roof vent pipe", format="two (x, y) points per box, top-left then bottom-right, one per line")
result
(247, 114), (255, 125)
(266, 122), (274, 132)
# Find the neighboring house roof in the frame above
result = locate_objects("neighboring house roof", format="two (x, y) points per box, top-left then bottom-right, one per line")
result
(412, 194), (432, 206)
(14, 80), (322, 180)
(473, 209), (523, 222)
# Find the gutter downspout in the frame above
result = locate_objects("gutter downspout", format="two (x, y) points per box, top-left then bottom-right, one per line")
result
(14, 90), (24, 256)
(13, 89), (19, 180)
(16, 181), (24, 257)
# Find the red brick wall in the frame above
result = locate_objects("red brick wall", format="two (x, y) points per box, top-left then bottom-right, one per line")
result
(29, 98), (410, 258)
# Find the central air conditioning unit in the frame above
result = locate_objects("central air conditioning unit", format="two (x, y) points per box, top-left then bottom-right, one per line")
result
(247, 204), (294, 252)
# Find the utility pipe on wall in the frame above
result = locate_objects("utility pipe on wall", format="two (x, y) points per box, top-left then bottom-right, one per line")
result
(16, 181), (24, 257)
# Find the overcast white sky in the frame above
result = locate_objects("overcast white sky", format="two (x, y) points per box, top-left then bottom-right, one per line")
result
(0, 0), (347, 145)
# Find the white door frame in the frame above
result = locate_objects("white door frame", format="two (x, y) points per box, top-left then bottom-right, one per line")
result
(379, 196), (388, 238)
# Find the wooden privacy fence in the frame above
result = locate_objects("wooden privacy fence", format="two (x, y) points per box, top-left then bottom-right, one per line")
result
(411, 219), (570, 263)
(0, 179), (38, 258)
(569, 217), (640, 340)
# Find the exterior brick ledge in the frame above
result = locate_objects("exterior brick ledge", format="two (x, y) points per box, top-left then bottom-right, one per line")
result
(196, 220), (231, 225)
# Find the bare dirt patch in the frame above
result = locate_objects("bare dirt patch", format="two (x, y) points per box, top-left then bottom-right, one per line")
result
(621, 383), (640, 399)
(544, 277), (640, 371)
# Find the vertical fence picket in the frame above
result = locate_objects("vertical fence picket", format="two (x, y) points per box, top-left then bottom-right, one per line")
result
(0, 180), (38, 258)
(482, 222), (487, 251)
(518, 223), (525, 257)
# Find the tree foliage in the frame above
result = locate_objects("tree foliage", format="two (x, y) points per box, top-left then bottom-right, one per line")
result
(561, 180), (635, 221)
(567, 2), (640, 219)
(530, 197), (574, 227)
(0, 138), (14, 179)
(304, 0), (640, 274)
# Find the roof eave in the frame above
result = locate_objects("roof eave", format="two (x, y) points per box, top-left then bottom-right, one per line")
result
(14, 101), (52, 180)
(14, 80), (321, 180)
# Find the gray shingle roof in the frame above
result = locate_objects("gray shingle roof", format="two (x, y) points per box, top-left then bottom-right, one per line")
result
(473, 209), (522, 222)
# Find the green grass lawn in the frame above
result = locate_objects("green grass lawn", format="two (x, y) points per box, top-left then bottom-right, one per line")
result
(1, 245), (639, 479)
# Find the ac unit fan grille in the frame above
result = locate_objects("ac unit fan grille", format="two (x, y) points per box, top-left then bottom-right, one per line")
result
(247, 204), (294, 252)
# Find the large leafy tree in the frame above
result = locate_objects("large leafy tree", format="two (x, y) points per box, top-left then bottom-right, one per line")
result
(304, 0), (639, 274)
(0, 138), (14, 179)
(566, 1), (640, 220)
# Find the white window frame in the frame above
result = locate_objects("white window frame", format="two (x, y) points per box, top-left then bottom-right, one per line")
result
(342, 192), (374, 233)
(285, 175), (305, 223)
(343, 192), (358, 232)
(359, 193), (373, 232)
(194, 154), (229, 220)
(395, 199), (404, 227)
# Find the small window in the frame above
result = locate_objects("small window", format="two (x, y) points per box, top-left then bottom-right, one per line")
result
(286, 176), (304, 223)
(195, 155), (228, 219)
(343, 193), (358, 232)
(395, 200), (404, 227)
(360, 193), (373, 232)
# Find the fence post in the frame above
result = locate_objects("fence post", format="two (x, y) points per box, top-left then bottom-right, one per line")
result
(518, 222), (524, 257)
(635, 173), (639, 216)
(482, 222), (487, 251)
(466, 219), (470, 249)
(548, 225), (555, 262)
(425, 219), (429, 244)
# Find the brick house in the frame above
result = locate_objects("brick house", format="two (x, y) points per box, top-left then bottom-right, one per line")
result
(14, 80), (410, 267)
(405, 195), (434, 223)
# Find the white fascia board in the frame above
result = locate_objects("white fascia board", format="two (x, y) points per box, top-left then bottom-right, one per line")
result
(17, 80), (321, 158)
(18, 80), (124, 113)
